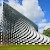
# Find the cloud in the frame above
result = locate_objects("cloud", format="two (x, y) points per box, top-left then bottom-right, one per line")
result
(7, 0), (44, 21)
(38, 23), (46, 27)
(22, 0), (44, 21)
(38, 28), (43, 34)
(38, 19), (50, 33)
(38, 23), (50, 33)
(38, 19), (49, 28)
(44, 23), (50, 30)
(40, 19), (46, 23)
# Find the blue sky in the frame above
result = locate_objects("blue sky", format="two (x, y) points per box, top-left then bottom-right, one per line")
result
(38, 0), (50, 33)
(39, 0), (50, 23)
(4, 0), (22, 5)
(0, 0), (50, 33)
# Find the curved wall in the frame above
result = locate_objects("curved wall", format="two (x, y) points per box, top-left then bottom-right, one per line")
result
(0, 2), (50, 45)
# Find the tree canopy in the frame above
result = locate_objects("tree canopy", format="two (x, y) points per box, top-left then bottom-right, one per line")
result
(43, 28), (50, 37)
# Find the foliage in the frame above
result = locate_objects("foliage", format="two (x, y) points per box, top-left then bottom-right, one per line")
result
(43, 28), (50, 37)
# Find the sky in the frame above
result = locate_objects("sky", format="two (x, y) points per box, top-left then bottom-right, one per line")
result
(0, 0), (50, 33)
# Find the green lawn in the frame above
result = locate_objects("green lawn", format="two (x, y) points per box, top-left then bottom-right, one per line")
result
(0, 45), (50, 50)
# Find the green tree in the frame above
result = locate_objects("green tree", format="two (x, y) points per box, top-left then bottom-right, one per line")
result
(43, 28), (50, 37)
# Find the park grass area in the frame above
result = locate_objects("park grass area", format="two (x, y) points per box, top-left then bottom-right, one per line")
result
(0, 45), (50, 50)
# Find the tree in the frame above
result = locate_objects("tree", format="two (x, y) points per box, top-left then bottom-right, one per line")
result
(43, 28), (50, 37)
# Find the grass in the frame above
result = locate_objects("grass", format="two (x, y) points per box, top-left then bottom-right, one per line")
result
(0, 45), (50, 50)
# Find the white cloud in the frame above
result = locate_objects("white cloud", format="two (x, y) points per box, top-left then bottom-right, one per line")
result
(38, 19), (47, 28)
(22, 0), (44, 21)
(38, 19), (50, 29)
(38, 29), (43, 34)
(40, 19), (46, 23)
(38, 23), (50, 33)
(44, 23), (50, 30)
(38, 19), (50, 33)
(7, 0), (44, 21)
(38, 23), (46, 27)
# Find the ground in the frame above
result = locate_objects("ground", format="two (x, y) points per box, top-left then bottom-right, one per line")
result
(0, 45), (50, 50)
